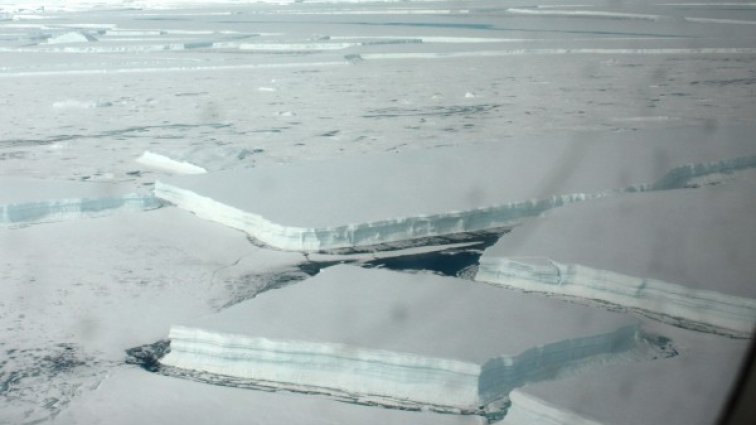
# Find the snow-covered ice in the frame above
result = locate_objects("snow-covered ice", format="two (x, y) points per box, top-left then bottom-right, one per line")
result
(156, 125), (756, 251)
(162, 265), (645, 412)
(476, 178), (756, 335)
(500, 323), (751, 425)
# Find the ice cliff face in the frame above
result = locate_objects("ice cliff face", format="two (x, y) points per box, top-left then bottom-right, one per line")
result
(0, 178), (161, 226)
(160, 266), (647, 413)
(154, 127), (756, 252)
(476, 179), (756, 336)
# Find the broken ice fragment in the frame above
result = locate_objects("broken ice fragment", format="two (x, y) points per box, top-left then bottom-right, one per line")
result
(136, 151), (208, 175)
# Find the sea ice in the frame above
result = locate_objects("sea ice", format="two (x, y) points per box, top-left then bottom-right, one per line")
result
(161, 265), (644, 413)
(155, 125), (756, 251)
(476, 178), (756, 335)
(500, 324), (751, 425)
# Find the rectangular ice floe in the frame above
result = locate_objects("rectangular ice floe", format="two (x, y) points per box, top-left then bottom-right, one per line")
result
(155, 126), (756, 251)
(161, 265), (643, 413)
(55, 367), (485, 425)
(0, 177), (160, 225)
(476, 179), (756, 335)
(500, 324), (751, 425)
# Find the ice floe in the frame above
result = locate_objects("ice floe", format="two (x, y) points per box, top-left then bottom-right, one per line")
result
(476, 179), (756, 335)
(155, 126), (756, 252)
(161, 265), (648, 413)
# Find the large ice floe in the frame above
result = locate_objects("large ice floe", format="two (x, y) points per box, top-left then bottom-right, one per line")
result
(154, 126), (756, 252)
(0, 177), (160, 226)
(500, 323), (751, 425)
(476, 178), (756, 336)
(161, 265), (651, 414)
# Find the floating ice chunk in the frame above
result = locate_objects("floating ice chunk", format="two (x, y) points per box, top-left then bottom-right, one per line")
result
(46, 31), (96, 44)
(136, 146), (258, 174)
(52, 99), (112, 109)
(155, 126), (756, 252)
(136, 151), (208, 175)
(504, 8), (661, 21)
(0, 177), (160, 226)
(476, 179), (756, 335)
(56, 367), (484, 425)
(161, 265), (643, 413)
(257, 86), (276, 92)
(501, 325), (750, 425)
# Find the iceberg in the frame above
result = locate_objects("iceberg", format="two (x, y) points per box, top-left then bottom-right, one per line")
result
(46, 31), (97, 44)
(155, 125), (756, 252)
(137, 151), (209, 175)
(136, 144), (262, 175)
(0, 177), (161, 226)
(501, 324), (751, 425)
(476, 179), (756, 335)
(161, 265), (646, 413)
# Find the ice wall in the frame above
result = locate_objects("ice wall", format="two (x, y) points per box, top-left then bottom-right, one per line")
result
(161, 266), (644, 412)
(155, 126), (756, 252)
(476, 179), (756, 335)
(0, 178), (161, 225)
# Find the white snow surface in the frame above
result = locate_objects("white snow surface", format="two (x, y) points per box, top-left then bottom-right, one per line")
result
(162, 265), (641, 410)
(0, 207), (305, 422)
(500, 323), (751, 425)
(156, 125), (756, 251)
(476, 178), (756, 334)
(54, 367), (485, 425)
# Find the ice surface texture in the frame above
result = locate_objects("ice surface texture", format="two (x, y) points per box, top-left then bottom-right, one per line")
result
(476, 179), (756, 335)
(161, 265), (642, 411)
(155, 126), (756, 252)
(0, 178), (160, 225)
